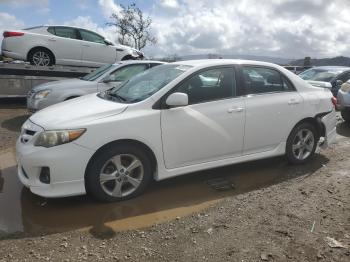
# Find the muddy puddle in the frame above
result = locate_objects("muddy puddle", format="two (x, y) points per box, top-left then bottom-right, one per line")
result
(0, 148), (327, 239)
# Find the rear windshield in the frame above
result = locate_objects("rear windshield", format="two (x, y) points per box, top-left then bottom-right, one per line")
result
(299, 68), (344, 82)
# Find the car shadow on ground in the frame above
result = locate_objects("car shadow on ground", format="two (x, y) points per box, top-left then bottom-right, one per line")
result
(336, 121), (350, 137)
(1, 114), (28, 132)
(0, 152), (329, 240)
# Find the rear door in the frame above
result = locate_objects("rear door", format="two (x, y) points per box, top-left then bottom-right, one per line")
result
(79, 29), (117, 66)
(47, 26), (82, 66)
(241, 66), (304, 155)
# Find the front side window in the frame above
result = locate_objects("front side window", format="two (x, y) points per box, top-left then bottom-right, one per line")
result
(79, 29), (105, 44)
(175, 67), (236, 104)
(242, 67), (293, 94)
(54, 27), (78, 39)
(109, 64), (148, 82)
(103, 64), (192, 103)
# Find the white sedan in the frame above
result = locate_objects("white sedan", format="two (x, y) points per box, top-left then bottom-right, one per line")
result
(16, 60), (337, 202)
(1, 25), (143, 67)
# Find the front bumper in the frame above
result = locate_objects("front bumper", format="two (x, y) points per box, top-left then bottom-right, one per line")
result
(16, 138), (95, 198)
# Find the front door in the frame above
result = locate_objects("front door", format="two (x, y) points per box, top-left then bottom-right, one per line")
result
(79, 29), (116, 66)
(161, 67), (246, 169)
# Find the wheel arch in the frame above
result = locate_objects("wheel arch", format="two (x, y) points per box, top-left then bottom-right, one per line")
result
(289, 115), (326, 140)
(27, 46), (56, 64)
(84, 139), (158, 184)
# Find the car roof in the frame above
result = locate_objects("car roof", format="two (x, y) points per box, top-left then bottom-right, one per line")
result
(309, 66), (350, 71)
(112, 60), (166, 66)
(172, 59), (282, 68)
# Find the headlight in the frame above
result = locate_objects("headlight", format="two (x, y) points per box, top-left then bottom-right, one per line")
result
(340, 82), (350, 92)
(34, 129), (86, 148)
(34, 90), (51, 99)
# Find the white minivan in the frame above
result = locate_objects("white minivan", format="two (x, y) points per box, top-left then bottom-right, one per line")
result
(16, 60), (337, 202)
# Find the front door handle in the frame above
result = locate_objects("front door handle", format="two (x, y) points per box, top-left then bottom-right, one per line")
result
(82, 44), (90, 47)
(288, 99), (300, 105)
(228, 107), (244, 113)
(48, 37), (56, 41)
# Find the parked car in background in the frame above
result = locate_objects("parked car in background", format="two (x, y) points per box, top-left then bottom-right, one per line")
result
(27, 61), (164, 112)
(1, 26), (143, 67)
(298, 66), (350, 96)
(337, 80), (350, 122)
(16, 60), (336, 202)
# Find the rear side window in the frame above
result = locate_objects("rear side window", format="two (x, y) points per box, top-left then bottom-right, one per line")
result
(47, 27), (55, 35)
(54, 27), (79, 39)
(79, 29), (105, 44)
(242, 67), (294, 94)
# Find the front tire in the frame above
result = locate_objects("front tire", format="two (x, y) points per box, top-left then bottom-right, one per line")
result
(341, 110), (350, 123)
(286, 123), (318, 164)
(29, 48), (54, 66)
(85, 144), (153, 202)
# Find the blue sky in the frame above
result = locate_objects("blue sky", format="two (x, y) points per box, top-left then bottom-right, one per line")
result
(1, 0), (350, 58)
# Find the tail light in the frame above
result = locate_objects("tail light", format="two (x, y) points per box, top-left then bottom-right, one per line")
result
(3, 31), (24, 38)
(331, 96), (337, 108)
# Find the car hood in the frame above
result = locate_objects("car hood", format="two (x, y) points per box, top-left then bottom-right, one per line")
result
(32, 78), (95, 92)
(306, 80), (332, 89)
(30, 93), (128, 129)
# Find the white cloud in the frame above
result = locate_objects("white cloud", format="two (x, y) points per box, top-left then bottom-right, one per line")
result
(142, 0), (350, 58)
(98, 0), (122, 18)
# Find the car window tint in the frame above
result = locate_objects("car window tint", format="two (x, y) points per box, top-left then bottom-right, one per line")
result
(79, 29), (105, 44)
(54, 27), (78, 39)
(176, 67), (235, 104)
(110, 64), (148, 82)
(338, 72), (350, 83)
(242, 67), (292, 94)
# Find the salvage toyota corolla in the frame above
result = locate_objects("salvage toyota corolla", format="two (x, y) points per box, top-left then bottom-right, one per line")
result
(16, 60), (337, 202)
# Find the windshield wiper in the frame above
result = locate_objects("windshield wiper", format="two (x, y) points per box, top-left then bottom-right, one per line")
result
(107, 92), (127, 102)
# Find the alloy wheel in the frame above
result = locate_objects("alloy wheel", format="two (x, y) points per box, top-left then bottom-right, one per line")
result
(32, 51), (51, 66)
(99, 154), (144, 197)
(292, 129), (315, 160)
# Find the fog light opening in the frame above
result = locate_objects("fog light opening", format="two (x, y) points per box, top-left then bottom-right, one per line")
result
(39, 167), (50, 184)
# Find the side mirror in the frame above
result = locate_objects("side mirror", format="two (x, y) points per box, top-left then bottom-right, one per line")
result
(165, 92), (188, 108)
(104, 39), (113, 46)
(102, 75), (114, 83)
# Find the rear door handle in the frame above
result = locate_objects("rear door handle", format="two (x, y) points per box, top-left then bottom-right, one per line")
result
(82, 44), (90, 47)
(48, 37), (56, 41)
(228, 107), (244, 113)
(288, 99), (300, 105)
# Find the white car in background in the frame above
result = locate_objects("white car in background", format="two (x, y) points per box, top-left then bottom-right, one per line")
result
(16, 60), (337, 202)
(27, 60), (164, 112)
(1, 25), (143, 67)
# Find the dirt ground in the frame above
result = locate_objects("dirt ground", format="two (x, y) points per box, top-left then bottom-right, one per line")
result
(0, 102), (349, 262)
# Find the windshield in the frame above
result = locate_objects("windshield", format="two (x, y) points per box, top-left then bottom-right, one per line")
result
(81, 64), (114, 81)
(299, 68), (344, 82)
(101, 64), (192, 103)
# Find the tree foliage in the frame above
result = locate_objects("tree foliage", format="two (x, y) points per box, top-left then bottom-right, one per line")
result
(108, 3), (156, 51)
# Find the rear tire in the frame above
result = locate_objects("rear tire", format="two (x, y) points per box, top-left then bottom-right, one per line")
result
(28, 48), (54, 66)
(286, 122), (318, 164)
(341, 110), (350, 123)
(85, 144), (153, 202)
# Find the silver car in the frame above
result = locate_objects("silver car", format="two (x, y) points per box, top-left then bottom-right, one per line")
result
(27, 60), (164, 112)
(337, 80), (350, 122)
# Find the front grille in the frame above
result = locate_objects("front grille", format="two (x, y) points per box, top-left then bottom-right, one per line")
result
(25, 130), (36, 136)
(27, 90), (35, 98)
